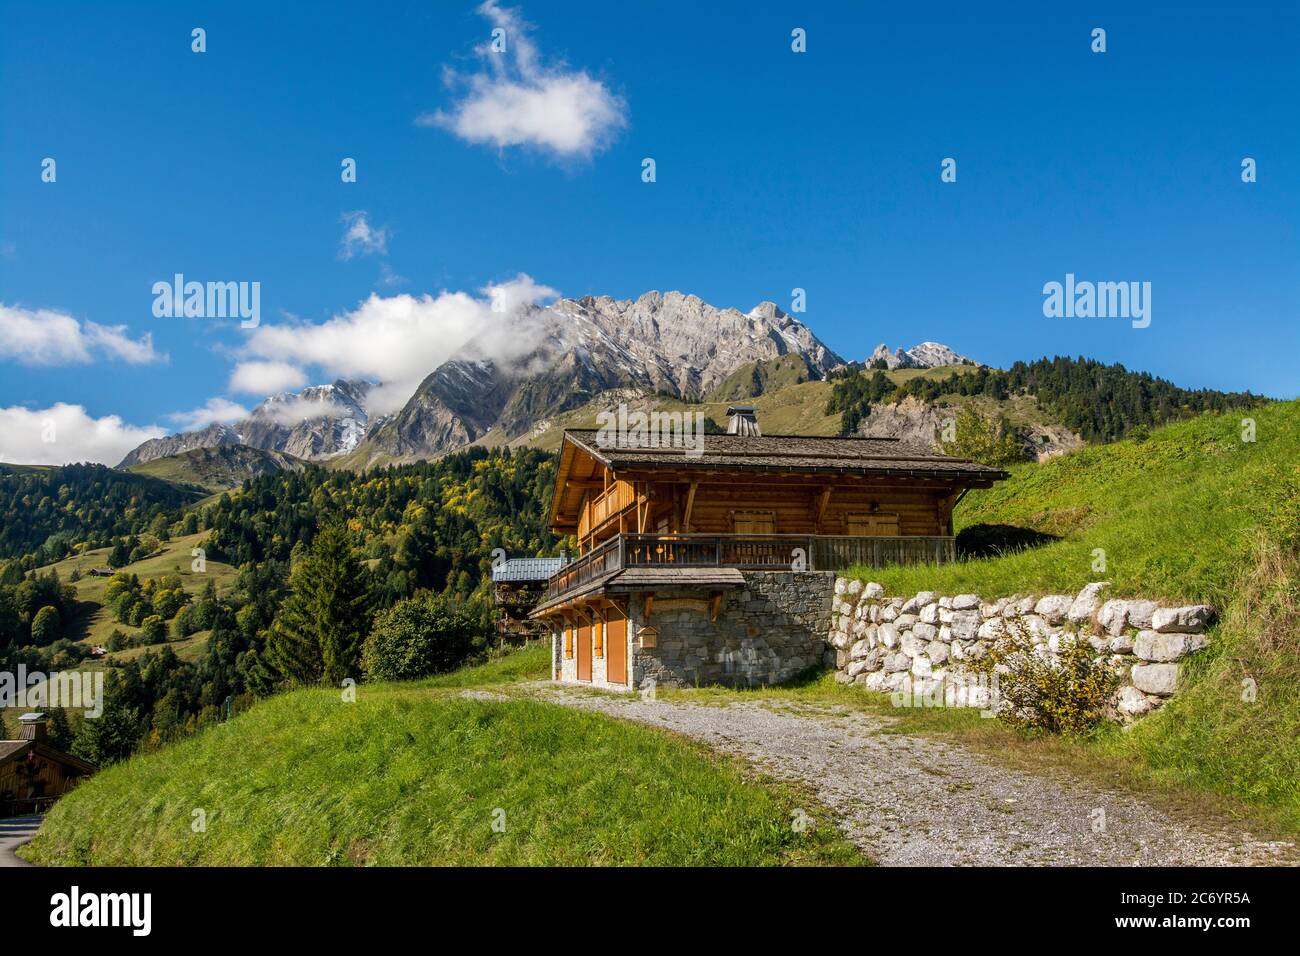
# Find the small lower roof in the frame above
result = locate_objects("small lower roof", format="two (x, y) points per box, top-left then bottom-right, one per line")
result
(531, 567), (745, 616)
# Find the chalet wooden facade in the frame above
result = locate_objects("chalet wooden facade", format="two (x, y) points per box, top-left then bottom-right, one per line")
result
(0, 714), (95, 817)
(490, 556), (568, 642)
(532, 414), (1009, 690)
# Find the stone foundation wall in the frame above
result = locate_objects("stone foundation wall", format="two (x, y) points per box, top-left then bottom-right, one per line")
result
(551, 571), (835, 692)
(630, 571), (835, 689)
(828, 579), (1215, 720)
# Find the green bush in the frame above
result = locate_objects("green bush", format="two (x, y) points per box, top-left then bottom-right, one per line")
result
(968, 621), (1122, 735)
(140, 615), (167, 645)
(363, 593), (484, 681)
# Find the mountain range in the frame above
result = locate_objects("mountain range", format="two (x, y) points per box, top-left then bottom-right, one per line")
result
(119, 291), (976, 470)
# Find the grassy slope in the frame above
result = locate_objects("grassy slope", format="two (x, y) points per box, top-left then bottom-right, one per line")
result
(123, 446), (306, 492)
(24, 647), (863, 866)
(842, 400), (1300, 831)
(39, 531), (237, 657)
(862, 399), (1300, 604)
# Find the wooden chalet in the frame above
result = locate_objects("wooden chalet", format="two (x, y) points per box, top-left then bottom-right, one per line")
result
(490, 555), (568, 642)
(532, 408), (1009, 690)
(0, 714), (95, 817)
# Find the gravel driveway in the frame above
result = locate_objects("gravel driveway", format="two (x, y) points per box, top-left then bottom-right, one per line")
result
(532, 688), (1294, 866)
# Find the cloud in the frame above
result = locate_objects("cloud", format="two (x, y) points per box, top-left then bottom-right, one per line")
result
(167, 397), (250, 431)
(254, 396), (355, 426)
(339, 211), (389, 260)
(239, 273), (558, 414)
(0, 403), (165, 466)
(229, 360), (308, 395)
(0, 303), (165, 366)
(420, 1), (626, 159)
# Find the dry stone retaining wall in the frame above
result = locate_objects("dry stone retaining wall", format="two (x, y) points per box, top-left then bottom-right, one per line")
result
(826, 578), (1214, 720)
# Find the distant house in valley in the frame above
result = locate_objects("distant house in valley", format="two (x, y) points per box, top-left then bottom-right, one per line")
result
(490, 556), (568, 642)
(0, 714), (95, 817)
(531, 407), (1008, 691)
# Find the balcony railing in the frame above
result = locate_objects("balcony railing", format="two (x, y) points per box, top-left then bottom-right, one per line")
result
(543, 533), (955, 603)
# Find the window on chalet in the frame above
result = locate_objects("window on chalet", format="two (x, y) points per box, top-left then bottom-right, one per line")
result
(731, 510), (776, 535)
(564, 626), (573, 659)
(845, 513), (901, 536)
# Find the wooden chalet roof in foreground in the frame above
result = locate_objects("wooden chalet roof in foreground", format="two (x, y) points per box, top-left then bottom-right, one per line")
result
(560, 429), (1010, 481)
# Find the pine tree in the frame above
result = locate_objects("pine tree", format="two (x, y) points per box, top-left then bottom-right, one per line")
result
(263, 523), (372, 687)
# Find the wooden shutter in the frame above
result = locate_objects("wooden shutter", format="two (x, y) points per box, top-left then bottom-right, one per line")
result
(594, 619), (604, 658)
(732, 510), (775, 535)
(846, 513), (900, 536)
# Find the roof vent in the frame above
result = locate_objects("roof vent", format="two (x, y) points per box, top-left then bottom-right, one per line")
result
(725, 405), (760, 437)
(18, 712), (48, 743)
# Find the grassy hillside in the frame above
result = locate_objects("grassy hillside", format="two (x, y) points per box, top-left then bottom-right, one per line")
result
(863, 399), (1300, 604)
(124, 444), (307, 492)
(39, 530), (238, 657)
(850, 400), (1300, 828)
(24, 649), (863, 866)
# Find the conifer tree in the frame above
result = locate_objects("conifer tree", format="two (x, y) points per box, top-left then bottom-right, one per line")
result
(263, 523), (372, 686)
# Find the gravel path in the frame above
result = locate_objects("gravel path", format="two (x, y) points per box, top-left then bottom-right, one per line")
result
(530, 688), (1295, 866)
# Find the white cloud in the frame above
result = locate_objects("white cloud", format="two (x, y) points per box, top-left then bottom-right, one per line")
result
(255, 396), (355, 426)
(339, 211), (389, 260)
(0, 403), (165, 466)
(420, 1), (626, 158)
(229, 360), (308, 395)
(167, 397), (250, 431)
(239, 273), (558, 414)
(0, 303), (164, 366)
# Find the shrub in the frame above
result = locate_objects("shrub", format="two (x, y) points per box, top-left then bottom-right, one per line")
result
(31, 604), (61, 645)
(140, 615), (167, 645)
(362, 593), (484, 682)
(967, 620), (1121, 735)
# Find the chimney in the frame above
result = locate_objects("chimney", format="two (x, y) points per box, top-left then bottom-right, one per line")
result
(725, 405), (760, 437)
(18, 713), (48, 743)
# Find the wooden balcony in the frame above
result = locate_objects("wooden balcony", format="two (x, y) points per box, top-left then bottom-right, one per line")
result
(544, 532), (955, 602)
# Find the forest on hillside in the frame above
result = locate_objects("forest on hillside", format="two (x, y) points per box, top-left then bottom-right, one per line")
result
(826, 356), (1266, 443)
(0, 464), (203, 564)
(0, 447), (562, 764)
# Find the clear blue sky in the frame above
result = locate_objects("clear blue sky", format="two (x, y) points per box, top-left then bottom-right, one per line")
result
(2, 0), (1297, 463)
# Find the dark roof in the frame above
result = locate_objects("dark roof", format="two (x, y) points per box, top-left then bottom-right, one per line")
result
(0, 739), (96, 774)
(492, 557), (567, 583)
(0, 741), (27, 762)
(562, 429), (1009, 481)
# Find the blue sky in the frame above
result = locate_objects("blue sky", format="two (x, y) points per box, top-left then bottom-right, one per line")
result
(1, 0), (1297, 464)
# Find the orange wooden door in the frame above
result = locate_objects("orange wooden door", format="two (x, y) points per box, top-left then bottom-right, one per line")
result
(577, 622), (592, 682)
(605, 615), (627, 685)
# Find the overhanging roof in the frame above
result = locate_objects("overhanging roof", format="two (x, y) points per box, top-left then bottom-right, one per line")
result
(531, 567), (746, 617)
(546, 427), (1010, 530)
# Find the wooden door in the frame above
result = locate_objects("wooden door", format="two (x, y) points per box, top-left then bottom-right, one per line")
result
(605, 613), (627, 686)
(577, 621), (592, 682)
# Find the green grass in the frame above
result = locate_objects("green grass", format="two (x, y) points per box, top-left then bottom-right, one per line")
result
(35, 531), (237, 656)
(821, 400), (1300, 833)
(419, 642), (551, 688)
(858, 400), (1300, 604)
(24, 650), (864, 866)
